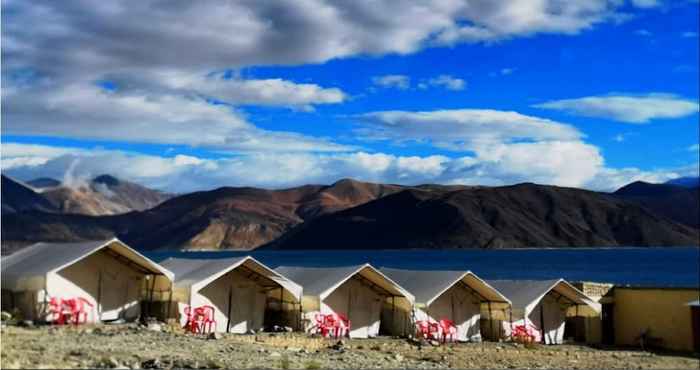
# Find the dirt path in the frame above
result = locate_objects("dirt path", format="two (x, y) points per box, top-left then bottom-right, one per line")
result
(1, 325), (698, 369)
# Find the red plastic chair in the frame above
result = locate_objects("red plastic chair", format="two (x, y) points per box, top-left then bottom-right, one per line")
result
(314, 313), (332, 337)
(415, 320), (439, 340)
(69, 297), (94, 325)
(197, 305), (217, 334)
(48, 297), (71, 325)
(438, 319), (457, 343)
(183, 306), (202, 334)
(331, 313), (351, 338)
(511, 324), (538, 343)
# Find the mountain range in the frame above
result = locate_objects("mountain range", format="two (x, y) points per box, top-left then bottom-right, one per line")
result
(1, 174), (698, 253)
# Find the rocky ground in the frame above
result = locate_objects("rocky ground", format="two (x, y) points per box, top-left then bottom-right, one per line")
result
(1, 324), (698, 369)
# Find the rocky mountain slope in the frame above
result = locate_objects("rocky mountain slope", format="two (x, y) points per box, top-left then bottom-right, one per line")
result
(27, 175), (171, 215)
(1, 176), (57, 214)
(613, 181), (699, 228)
(266, 183), (699, 250)
(2, 178), (697, 252)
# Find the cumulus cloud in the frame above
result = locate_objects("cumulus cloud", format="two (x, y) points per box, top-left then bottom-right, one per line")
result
(371, 75), (411, 90)
(630, 0), (661, 8)
(534, 93), (700, 123)
(355, 109), (582, 151)
(3, 1), (651, 81)
(689, 144), (700, 152)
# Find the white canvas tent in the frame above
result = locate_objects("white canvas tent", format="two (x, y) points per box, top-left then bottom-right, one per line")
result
(380, 268), (511, 342)
(160, 256), (302, 333)
(487, 279), (601, 344)
(1, 238), (173, 323)
(274, 264), (415, 338)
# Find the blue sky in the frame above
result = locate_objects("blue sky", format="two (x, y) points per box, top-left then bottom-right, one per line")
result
(2, 1), (699, 192)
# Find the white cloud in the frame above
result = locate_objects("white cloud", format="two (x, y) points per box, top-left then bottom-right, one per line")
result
(425, 75), (466, 91)
(6, 141), (695, 193)
(355, 109), (582, 151)
(371, 75), (411, 90)
(500, 68), (515, 75)
(635, 29), (652, 36)
(534, 93), (700, 123)
(682, 31), (698, 38)
(689, 144), (700, 152)
(3, 1), (653, 82)
(613, 134), (625, 142)
(2, 82), (353, 153)
(149, 72), (346, 110)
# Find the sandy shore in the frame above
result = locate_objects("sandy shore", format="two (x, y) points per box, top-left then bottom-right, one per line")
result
(1, 324), (698, 369)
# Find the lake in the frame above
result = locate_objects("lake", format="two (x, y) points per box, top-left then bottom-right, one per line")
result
(147, 247), (700, 288)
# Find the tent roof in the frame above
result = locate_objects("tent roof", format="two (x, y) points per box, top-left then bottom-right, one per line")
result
(1, 238), (173, 290)
(379, 268), (510, 305)
(274, 264), (414, 302)
(160, 256), (302, 300)
(487, 279), (601, 314)
(687, 300), (700, 307)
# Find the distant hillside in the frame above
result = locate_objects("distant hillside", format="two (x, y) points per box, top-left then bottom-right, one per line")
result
(1, 176), (58, 214)
(1, 178), (406, 250)
(2, 178), (697, 252)
(613, 181), (699, 229)
(666, 176), (700, 188)
(266, 183), (699, 250)
(33, 174), (171, 215)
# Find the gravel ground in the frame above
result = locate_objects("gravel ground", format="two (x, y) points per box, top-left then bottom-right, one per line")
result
(1, 324), (698, 369)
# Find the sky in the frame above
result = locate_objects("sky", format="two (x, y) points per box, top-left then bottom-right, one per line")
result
(1, 0), (699, 193)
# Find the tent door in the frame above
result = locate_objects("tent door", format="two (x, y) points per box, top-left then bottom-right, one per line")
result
(99, 269), (128, 321)
(348, 284), (375, 338)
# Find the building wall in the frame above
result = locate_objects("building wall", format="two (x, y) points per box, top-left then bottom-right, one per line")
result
(613, 287), (699, 352)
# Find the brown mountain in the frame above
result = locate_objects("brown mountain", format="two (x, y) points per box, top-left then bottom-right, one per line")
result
(1, 178), (406, 251)
(612, 181), (699, 228)
(266, 183), (699, 250)
(33, 175), (171, 216)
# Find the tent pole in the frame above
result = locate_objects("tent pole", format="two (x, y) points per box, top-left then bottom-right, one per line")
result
(226, 284), (233, 333)
(167, 281), (173, 320)
(391, 296), (395, 336)
(539, 303), (546, 344)
(487, 301), (493, 340)
(148, 275), (156, 319)
(97, 271), (103, 320)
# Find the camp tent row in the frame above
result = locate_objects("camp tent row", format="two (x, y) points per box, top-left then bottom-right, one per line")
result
(0, 238), (600, 343)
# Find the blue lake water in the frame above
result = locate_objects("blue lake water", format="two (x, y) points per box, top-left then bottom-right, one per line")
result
(147, 247), (700, 288)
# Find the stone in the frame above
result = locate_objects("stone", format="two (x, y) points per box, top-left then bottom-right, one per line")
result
(107, 357), (121, 368)
(1, 311), (12, 321)
(429, 340), (441, 347)
(269, 352), (282, 358)
(147, 323), (162, 332)
(394, 354), (404, 362)
(284, 326), (294, 332)
(18, 320), (34, 327)
(207, 332), (222, 340)
(141, 358), (162, 369)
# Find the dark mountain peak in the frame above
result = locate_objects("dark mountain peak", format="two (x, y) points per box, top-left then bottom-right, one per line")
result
(1, 175), (57, 214)
(666, 176), (700, 188)
(93, 174), (120, 186)
(331, 178), (362, 186)
(27, 177), (61, 189)
(614, 181), (685, 197)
